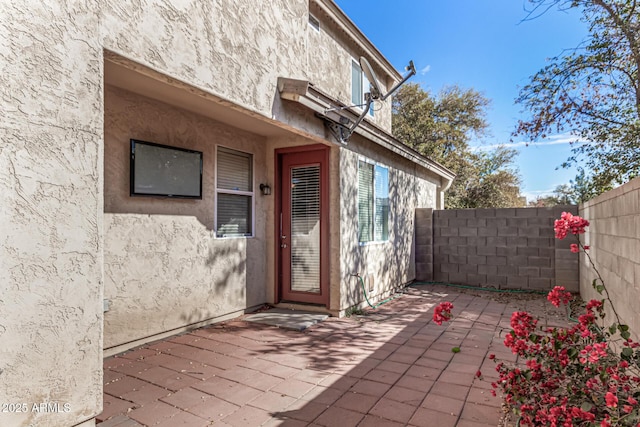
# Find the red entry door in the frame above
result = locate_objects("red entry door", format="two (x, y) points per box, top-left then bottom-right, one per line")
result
(278, 148), (329, 306)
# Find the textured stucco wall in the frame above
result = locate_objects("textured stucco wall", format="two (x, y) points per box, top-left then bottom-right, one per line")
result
(306, 7), (393, 133)
(339, 135), (439, 312)
(580, 177), (640, 340)
(101, 0), (307, 119)
(0, 2), (103, 427)
(104, 86), (269, 349)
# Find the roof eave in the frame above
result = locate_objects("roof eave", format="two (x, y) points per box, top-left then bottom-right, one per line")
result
(278, 77), (455, 187)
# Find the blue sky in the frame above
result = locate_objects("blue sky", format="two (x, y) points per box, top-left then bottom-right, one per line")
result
(334, 0), (590, 201)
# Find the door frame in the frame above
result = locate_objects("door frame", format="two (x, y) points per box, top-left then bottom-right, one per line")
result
(274, 144), (330, 307)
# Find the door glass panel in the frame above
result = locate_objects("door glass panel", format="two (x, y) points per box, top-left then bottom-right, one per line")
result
(290, 165), (321, 293)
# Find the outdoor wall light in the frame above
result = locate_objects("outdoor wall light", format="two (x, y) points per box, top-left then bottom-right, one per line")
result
(259, 183), (272, 196)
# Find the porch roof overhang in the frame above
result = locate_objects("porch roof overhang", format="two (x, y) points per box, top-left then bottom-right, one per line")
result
(278, 77), (455, 190)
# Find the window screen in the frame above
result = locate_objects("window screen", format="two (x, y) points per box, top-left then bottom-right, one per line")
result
(352, 61), (363, 107)
(358, 160), (389, 243)
(352, 60), (373, 117)
(216, 147), (253, 237)
(358, 161), (374, 242)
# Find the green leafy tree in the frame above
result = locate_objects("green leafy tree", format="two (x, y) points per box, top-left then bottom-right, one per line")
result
(515, 0), (640, 195)
(393, 83), (524, 208)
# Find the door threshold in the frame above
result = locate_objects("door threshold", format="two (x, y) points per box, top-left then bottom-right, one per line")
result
(274, 302), (334, 316)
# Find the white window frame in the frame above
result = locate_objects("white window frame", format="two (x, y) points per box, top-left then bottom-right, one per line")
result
(357, 157), (390, 244)
(215, 145), (255, 238)
(351, 59), (374, 117)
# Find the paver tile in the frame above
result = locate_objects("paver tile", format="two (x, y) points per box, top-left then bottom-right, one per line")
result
(186, 395), (239, 421)
(98, 394), (139, 423)
(248, 390), (297, 411)
(383, 385), (428, 406)
(375, 360), (411, 374)
(271, 378), (316, 398)
(103, 376), (149, 398)
(369, 397), (417, 424)
(160, 387), (211, 409)
(349, 379), (392, 397)
(422, 393), (465, 416)
(333, 391), (379, 413)
(300, 385), (345, 405)
(121, 383), (171, 405)
(429, 381), (470, 400)
(192, 377), (263, 406)
(409, 407), (458, 427)
(222, 405), (272, 426)
(127, 400), (180, 426)
(363, 369), (403, 385)
(313, 406), (365, 427)
(96, 415), (143, 426)
(111, 361), (154, 377)
(466, 386), (501, 407)
(395, 375), (434, 392)
(262, 417), (310, 427)
(278, 399), (329, 421)
(358, 415), (406, 427)
(154, 411), (209, 427)
(460, 402), (503, 423)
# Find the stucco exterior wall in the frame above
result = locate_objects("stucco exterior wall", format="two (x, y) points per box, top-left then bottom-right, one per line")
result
(0, 2), (104, 427)
(306, 6), (393, 132)
(579, 177), (640, 340)
(101, 0), (307, 119)
(338, 136), (439, 312)
(104, 86), (270, 349)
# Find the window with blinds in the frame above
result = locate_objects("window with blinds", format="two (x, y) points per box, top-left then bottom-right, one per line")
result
(358, 160), (389, 243)
(216, 147), (253, 237)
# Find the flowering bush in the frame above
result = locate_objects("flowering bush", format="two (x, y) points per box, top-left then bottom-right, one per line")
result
(435, 212), (640, 426)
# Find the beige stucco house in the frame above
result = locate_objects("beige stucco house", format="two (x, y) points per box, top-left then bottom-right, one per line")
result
(0, 1), (453, 426)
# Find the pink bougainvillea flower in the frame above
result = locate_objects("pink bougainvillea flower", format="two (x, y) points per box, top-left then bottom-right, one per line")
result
(510, 311), (538, 337)
(586, 299), (603, 312)
(433, 302), (453, 325)
(547, 286), (572, 307)
(554, 212), (589, 239)
(584, 245), (590, 250)
(570, 243), (579, 253)
(605, 392), (618, 408)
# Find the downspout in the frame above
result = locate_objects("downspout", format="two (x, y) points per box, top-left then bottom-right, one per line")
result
(438, 175), (454, 210)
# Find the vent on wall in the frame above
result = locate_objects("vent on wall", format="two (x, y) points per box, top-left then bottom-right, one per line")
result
(308, 14), (320, 31)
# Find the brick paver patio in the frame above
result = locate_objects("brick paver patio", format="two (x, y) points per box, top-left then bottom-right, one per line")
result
(98, 284), (568, 426)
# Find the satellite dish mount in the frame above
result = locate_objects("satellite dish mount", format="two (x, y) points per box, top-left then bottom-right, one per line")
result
(325, 57), (416, 143)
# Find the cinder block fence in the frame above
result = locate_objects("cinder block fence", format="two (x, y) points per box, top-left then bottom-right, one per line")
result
(415, 206), (580, 292)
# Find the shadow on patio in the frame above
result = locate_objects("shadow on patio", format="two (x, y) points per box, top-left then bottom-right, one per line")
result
(98, 284), (567, 427)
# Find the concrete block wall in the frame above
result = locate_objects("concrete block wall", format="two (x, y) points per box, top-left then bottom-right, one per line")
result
(415, 206), (580, 292)
(579, 177), (640, 339)
(415, 208), (434, 280)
